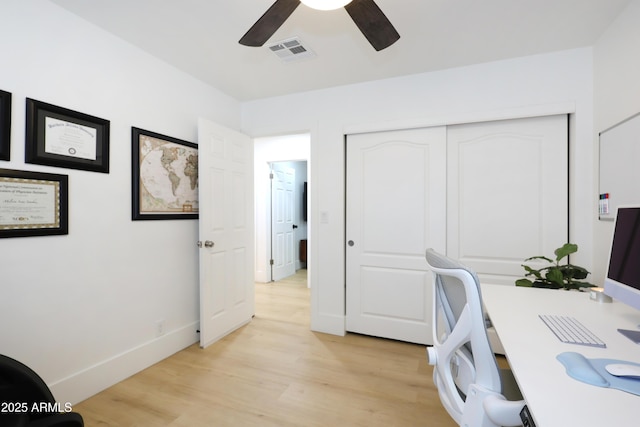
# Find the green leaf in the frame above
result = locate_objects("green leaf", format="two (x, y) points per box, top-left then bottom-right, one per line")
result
(516, 279), (533, 287)
(524, 255), (553, 263)
(570, 265), (590, 280)
(546, 268), (564, 286)
(522, 264), (543, 279)
(554, 243), (578, 262)
(573, 281), (595, 289)
(535, 281), (562, 289)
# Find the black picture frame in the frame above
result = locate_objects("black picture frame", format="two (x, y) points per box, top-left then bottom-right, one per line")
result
(0, 89), (11, 161)
(0, 168), (69, 238)
(131, 127), (198, 220)
(25, 98), (110, 173)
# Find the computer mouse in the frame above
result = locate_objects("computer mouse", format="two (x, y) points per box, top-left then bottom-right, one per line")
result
(605, 363), (640, 379)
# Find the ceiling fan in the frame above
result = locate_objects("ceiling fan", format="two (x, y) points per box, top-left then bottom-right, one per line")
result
(239, 0), (400, 51)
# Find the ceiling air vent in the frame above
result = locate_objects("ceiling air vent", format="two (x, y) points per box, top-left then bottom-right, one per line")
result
(267, 37), (316, 63)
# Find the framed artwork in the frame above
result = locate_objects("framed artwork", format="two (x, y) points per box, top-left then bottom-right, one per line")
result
(25, 98), (110, 173)
(0, 168), (69, 238)
(0, 89), (11, 161)
(131, 127), (198, 220)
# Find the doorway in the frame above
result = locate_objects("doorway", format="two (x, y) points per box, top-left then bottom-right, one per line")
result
(254, 134), (310, 283)
(270, 160), (307, 281)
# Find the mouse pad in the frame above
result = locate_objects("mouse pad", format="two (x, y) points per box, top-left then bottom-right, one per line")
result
(557, 352), (640, 396)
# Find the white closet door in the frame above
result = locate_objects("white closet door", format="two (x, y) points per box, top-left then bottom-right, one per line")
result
(346, 127), (446, 345)
(447, 115), (568, 285)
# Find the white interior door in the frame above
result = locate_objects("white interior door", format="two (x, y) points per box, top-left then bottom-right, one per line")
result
(197, 118), (254, 348)
(270, 163), (296, 281)
(346, 127), (447, 345)
(447, 115), (569, 284)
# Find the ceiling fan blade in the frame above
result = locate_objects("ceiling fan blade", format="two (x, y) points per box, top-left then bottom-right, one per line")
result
(344, 0), (400, 51)
(239, 0), (301, 47)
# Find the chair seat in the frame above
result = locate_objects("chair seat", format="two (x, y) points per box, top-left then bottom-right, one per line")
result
(0, 413), (29, 427)
(0, 355), (84, 427)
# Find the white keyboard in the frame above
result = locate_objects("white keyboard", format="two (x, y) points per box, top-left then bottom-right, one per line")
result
(539, 314), (607, 348)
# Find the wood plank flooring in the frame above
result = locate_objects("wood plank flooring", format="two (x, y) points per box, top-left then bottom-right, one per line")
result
(74, 270), (456, 426)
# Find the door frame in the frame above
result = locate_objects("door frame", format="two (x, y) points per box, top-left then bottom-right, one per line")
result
(254, 134), (311, 283)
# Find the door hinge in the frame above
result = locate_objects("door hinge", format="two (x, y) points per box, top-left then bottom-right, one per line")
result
(269, 172), (274, 179)
(270, 259), (274, 265)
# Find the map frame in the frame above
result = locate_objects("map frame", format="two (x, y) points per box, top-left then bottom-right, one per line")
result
(131, 127), (198, 220)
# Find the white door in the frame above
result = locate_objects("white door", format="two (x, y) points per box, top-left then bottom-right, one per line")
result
(447, 115), (568, 284)
(346, 127), (447, 345)
(197, 118), (254, 348)
(270, 163), (296, 281)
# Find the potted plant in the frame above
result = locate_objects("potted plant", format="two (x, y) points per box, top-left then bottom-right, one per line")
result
(515, 243), (594, 290)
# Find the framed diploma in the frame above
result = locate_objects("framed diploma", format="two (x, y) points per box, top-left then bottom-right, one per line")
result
(0, 89), (11, 161)
(25, 98), (110, 173)
(131, 127), (198, 220)
(0, 169), (68, 238)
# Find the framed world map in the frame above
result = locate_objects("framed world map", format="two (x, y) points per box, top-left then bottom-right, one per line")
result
(131, 127), (198, 220)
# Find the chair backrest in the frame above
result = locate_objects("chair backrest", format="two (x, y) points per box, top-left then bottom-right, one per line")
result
(425, 249), (503, 425)
(0, 354), (57, 409)
(0, 355), (85, 426)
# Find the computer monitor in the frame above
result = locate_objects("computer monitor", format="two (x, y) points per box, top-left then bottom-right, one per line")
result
(604, 206), (640, 321)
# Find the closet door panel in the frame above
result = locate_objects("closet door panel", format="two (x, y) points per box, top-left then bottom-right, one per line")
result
(345, 127), (447, 345)
(447, 115), (569, 285)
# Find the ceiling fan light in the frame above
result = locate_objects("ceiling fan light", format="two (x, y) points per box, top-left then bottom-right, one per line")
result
(300, 0), (352, 11)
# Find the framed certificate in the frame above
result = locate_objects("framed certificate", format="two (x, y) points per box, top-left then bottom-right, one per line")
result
(25, 98), (110, 173)
(0, 169), (69, 238)
(0, 89), (11, 161)
(131, 127), (198, 220)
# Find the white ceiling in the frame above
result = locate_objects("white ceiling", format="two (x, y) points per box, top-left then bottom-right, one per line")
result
(50, 0), (631, 102)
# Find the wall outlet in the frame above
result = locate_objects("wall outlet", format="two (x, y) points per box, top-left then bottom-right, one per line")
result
(156, 319), (165, 337)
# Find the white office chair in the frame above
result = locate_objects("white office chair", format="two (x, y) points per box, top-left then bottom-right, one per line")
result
(425, 249), (525, 427)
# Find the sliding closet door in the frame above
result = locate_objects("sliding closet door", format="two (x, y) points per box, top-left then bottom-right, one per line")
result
(345, 127), (446, 345)
(447, 115), (568, 285)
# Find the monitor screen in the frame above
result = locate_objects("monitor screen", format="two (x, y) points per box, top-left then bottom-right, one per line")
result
(604, 206), (640, 312)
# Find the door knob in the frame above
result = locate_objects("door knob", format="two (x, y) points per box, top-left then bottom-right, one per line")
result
(348, 240), (355, 247)
(292, 224), (298, 229)
(204, 240), (214, 248)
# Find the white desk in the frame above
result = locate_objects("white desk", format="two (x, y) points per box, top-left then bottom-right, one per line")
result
(481, 284), (640, 427)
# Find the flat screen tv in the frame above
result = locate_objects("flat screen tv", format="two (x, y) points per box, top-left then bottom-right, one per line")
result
(302, 181), (307, 222)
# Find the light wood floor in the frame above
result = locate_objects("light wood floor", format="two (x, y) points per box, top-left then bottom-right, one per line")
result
(74, 270), (456, 426)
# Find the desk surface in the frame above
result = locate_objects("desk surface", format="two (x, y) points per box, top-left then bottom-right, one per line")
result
(482, 284), (640, 427)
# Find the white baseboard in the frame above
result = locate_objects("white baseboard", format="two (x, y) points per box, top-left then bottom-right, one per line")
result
(49, 322), (199, 405)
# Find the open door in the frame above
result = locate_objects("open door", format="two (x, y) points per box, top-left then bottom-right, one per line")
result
(198, 118), (254, 348)
(270, 162), (296, 281)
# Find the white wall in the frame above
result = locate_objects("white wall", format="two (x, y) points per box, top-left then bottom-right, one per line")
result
(0, 0), (240, 404)
(254, 134), (310, 282)
(242, 48), (595, 336)
(593, 0), (640, 282)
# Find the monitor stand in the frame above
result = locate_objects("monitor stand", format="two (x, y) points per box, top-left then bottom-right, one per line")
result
(618, 328), (640, 344)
